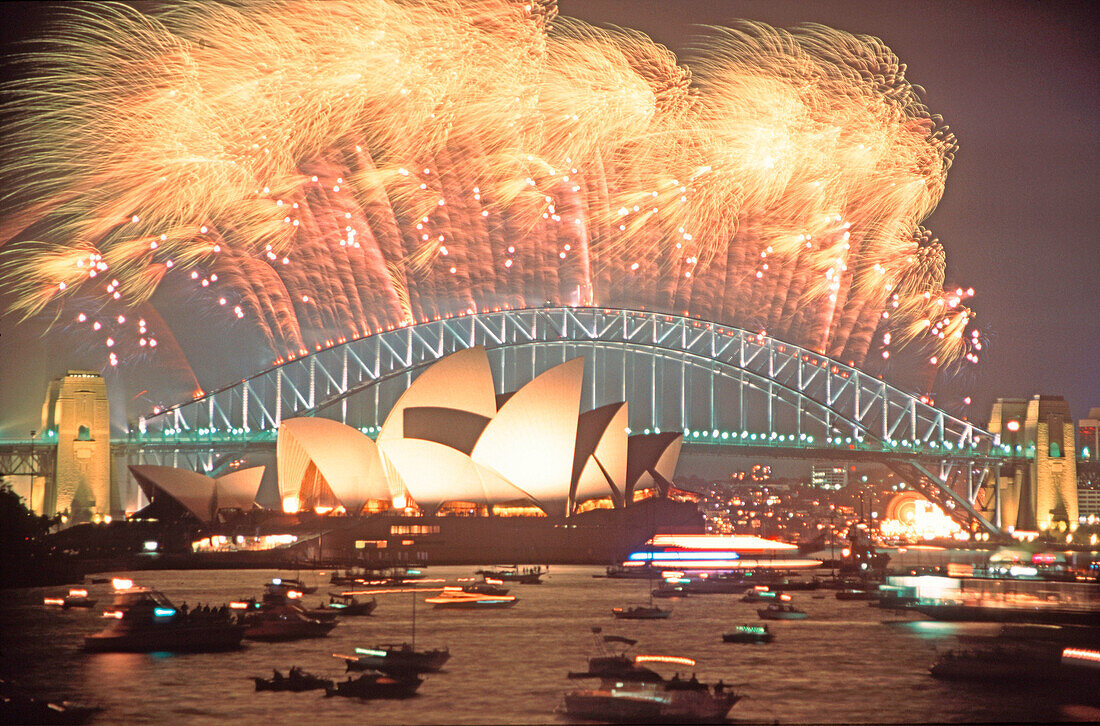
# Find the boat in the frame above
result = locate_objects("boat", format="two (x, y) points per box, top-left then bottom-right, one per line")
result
(757, 599), (808, 620)
(253, 668), (333, 692)
(681, 574), (752, 595)
(83, 586), (245, 653)
(911, 601), (1100, 626)
(340, 589), (451, 676)
(424, 586), (518, 609)
(474, 565), (547, 584)
(930, 624), (1100, 687)
(562, 647), (741, 724)
(325, 672), (423, 700)
(0, 680), (103, 725)
(315, 593), (378, 617)
(461, 578), (510, 596)
(333, 566), (435, 588)
(650, 585), (687, 599)
(722, 624), (774, 644)
(611, 605), (671, 620)
(566, 632), (663, 683)
(44, 588), (97, 610)
(241, 607), (336, 641)
(602, 564), (660, 579)
(271, 576), (317, 594)
(339, 644), (451, 675)
(330, 567), (371, 586)
(740, 586), (780, 603)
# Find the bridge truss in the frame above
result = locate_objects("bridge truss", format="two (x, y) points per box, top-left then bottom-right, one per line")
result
(135, 307), (1016, 533)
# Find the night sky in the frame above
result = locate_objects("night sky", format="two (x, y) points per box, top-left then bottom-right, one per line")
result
(1, 0), (1097, 441)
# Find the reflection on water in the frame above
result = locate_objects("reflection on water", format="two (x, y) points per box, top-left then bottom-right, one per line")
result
(0, 567), (1094, 724)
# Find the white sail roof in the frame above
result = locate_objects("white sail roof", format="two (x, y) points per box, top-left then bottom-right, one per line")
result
(378, 346), (497, 446)
(379, 438), (542, 514)
(573, 402), (629, 508)
(215, 467), (264, 511)
(470, 358), (584, 517)
(129, 464), (263, 522)
(277, 417), (396, 514)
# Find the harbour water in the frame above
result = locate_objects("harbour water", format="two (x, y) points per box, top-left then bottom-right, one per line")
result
(2, 566), (1097, 724)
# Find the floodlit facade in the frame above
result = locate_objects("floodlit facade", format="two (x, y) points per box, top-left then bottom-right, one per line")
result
(274, 346), (683, 517)
(129, 464), (263, 523)
(277, 417), (403, 514)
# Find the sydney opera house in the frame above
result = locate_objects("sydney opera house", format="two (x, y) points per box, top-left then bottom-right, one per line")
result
(131, 347), (701, 564)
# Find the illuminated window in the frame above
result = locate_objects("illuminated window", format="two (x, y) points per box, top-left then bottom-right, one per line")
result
(390, 525), (440, 535)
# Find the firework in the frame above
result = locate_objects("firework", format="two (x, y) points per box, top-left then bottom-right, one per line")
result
(1, 0), (978, 380)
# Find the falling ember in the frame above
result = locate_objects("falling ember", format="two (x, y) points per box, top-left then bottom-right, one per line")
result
(0, 0), (973, 379)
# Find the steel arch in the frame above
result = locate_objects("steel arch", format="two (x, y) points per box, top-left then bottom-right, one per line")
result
(135, 307), (1008, 532)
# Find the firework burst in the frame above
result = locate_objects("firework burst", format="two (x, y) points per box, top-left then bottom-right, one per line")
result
(1, 0), (979, 383)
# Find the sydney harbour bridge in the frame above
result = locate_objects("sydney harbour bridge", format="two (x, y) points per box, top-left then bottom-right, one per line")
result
(104, 306), (1019, 535)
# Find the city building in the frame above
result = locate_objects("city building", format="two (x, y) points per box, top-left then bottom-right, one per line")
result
(1078, 407), (1099, 462)
(811, 465), (847, 490)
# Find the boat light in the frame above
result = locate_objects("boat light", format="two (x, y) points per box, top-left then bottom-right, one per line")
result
(153, 607), (176, 618)
(286, 590), (303, 599)
(780, 593), (792, 601)
(103, 610), (124, 619)
(69, 588), (88, 597)
(229, 601), (250, 609)
(635, 655), (696, 667)
(355, 648), (389, 658)
(112, 578), (134, 590)
(43, 598), (66, 606)
(1062, 647), (1100, 665)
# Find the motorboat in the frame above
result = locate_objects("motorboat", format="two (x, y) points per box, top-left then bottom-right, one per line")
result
(562, 648), (741, 724)
(722, 624), (774, 644)
(0, 679), (103, 725)
(325, 672), (423, 700)
(253, 668), (333, 692)
(339, 644), (451, 675)
(242, 606), (336, 641)
(650, 585), (687, 599)
(563, 679), (741, 724)
(930, 625), (1100, 686)
(271, 577), (317, 594)
(474, 565), (547, 584)
(330, 567), (370, 586)
(425, 587), (518, 609)
(740, 586), (780, 603)
(757, 598), (808, 620)
(44, 588), (97, 610)
(335, 566), (436, 589)
(567, 633), (662, 683)
(681, 575), (752, 595)
(84, 586), (245, 653)
(315, 593), (378, 617)
(611, 605), (671, 620)
(460, 578), (510, 597)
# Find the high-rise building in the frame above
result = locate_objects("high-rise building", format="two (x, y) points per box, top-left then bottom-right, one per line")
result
(42, 371), (111, 520)
(1079, 407), (1100, 462)
(811, 465), (847, 490)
